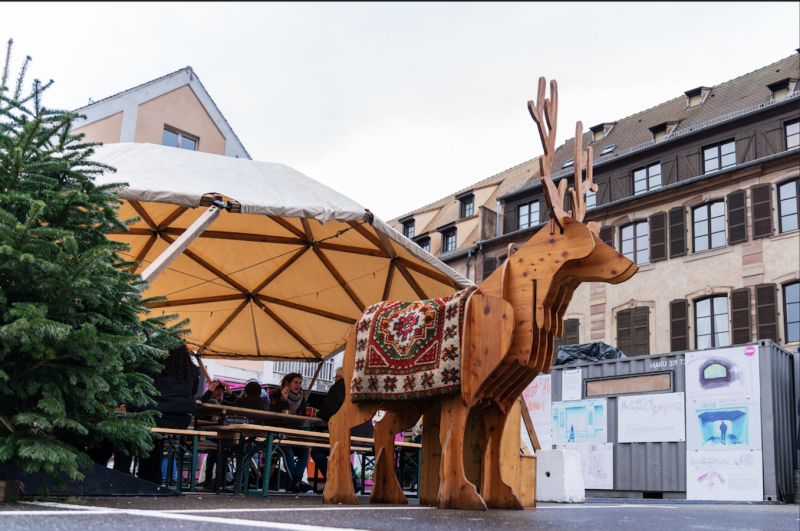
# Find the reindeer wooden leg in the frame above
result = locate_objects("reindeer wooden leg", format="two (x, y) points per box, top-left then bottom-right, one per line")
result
(481, 404), (524, 510)
(437, 394), (487, 510)
(323, 400), (379, 505)
(419, 401), (442, 506)
(370, 407), (421, 504)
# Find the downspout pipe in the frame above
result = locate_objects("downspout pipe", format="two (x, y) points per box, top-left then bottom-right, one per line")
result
(495, 199), (501, 238)
(465, 246), (474, 282)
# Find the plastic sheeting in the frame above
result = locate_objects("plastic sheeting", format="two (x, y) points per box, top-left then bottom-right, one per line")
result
(553, 341), (627, 366)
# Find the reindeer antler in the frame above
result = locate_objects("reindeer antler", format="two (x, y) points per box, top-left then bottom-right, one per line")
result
(528, 77), (567, 231)
(567, 121), (599, 233)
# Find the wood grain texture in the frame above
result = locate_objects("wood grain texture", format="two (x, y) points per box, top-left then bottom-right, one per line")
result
(370, 408), (421, 504)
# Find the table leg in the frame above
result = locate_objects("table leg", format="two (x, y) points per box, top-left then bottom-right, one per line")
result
(261, 434), (273, 498)
(189, 436), (198, 492)
(233, 435), (247, 495)
(215, 439), (225, 494)
(176, 436), (185, 493)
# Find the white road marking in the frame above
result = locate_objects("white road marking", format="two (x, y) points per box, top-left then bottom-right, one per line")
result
(2, 510), (119, 516)
(162, 506), (436, 514)
(535, 505), (678, 509)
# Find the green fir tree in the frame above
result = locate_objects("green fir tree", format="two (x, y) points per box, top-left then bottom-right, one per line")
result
(0, 38), (189, 493)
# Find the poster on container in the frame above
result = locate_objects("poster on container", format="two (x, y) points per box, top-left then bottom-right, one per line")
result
(552, 398), (607, 444)
(617, 392), (686, 443)
(521, 374), (552, 450)
(684, 345), (760, 401)
(686, 397), (762, 451)
(562, 369), (583, 401)
(557, 442), (614, 489)
(686, 450), (764, 501)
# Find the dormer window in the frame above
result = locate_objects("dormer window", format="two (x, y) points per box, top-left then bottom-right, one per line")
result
(768, 79), (797, 102)
(649, 122), (678, 143)
(601, 144), (616, 155)
(562, 159), (574, 169)
(684, 87), (711, 108)
(402, 218), (415, 239)
(590, 123), (616, 142)
(456, 191), (475, 219)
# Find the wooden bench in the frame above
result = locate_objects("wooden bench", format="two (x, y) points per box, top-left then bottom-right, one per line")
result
(150, 428), (218, 492)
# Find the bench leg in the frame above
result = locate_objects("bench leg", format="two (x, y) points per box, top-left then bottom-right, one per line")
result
(370, 408), (420, 504)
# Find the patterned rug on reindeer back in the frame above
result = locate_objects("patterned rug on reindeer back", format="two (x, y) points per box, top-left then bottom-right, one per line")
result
(350, 287), (475, 402)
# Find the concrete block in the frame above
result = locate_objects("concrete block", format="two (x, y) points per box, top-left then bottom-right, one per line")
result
(535, 449), (585, 503)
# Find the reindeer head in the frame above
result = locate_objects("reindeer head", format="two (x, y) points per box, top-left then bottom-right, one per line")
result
(480, 77), (637, 374)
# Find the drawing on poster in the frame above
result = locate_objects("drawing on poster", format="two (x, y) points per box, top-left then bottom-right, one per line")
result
(522, 374), (552, 449)
(557, 442), (614, 489)
(552, 398), (607, 444)
(685, 346), (760, 401)
(617, 393), (685, 443)
(686, 450), (764, 501)
(686, 398), (761, 451)
(561, 369), (582, 401)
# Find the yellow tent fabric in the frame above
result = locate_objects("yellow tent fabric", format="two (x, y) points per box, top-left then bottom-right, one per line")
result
(91, 143), (473, 361)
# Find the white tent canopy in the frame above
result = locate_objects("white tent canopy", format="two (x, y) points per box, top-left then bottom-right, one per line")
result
(92, 143), (472, 361)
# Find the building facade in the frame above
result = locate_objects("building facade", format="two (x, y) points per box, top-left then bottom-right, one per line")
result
(390, 53), (800, 356)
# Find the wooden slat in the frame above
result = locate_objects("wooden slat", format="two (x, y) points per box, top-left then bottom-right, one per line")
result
(130, 235), (157, 273)
(312, 247), (366, 312)
(317, 242), (387, 257)
(518, 397), (540, 451)
(123, 227), (156, 236)
(157, 206), (188, 231)
(161, 233), (249, 294)
(268, 215), (306, 239)
(253, 298), (322, 358)
(396, 262), (427, 300)
(151, 428), (217, 437)
(255, 294), (357, 324)
(382, 262), (396, 301)
(301, 218), (314, 242)
(196, 300), (250, 354)
(346, 220), (389, 255)
(128, 200), (158, 231)
(160, 227), (305, 245)
(251, 247), (309, 294)
(395, 256), (454, 287)
(146, 294), (246, 309)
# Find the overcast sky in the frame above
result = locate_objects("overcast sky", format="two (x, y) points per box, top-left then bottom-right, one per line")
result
(2, 3), (798, 220)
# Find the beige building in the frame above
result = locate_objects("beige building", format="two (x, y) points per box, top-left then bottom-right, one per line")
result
(72, 68), (338, 391)
(391, 52), (800, 356)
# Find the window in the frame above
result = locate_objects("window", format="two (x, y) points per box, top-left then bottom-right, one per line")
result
(585, 190), (596, 209)
(695, 296), (730, 349)
(161, 127), (198, 151)
(703, 140), (735, 174)
(518, 201), (539, 230)
(442, 230), (456, 253)
(586, 373), (670, 397)
(562, 159), (574, 169)
(688, 94), (702, 107)
(785, 282), (800, 343)
(553, 319), (580, 351)
(621, 221), (648, 266)
(417, 237), (430, 253)
(601, 144), (616, 155)
(460, 196), (474, 218)
(653, 128), (667, 143)
(778, 179), (798, 233)
(787, 120), (799, 150)
(593, 130), (604, 142)
(403, 220), (415, 239)
(693, 202), (726, 252)
(633, 163), (661, 194)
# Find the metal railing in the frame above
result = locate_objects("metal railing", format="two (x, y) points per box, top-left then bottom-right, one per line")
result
(273, 359), (335, 382)
(514, 90), (800, 192)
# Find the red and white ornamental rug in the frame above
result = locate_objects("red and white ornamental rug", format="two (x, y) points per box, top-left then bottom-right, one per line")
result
(350, 287), (475, 402)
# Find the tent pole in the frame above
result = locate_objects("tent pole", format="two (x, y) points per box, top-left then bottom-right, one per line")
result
(141, 203), (225, 284)
(194, 353), (212, 383)
(304, 360), (325, 401)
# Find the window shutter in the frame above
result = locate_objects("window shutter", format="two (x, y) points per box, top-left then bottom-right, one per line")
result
(661, 156), (678, 186)
(596, 178), (611, 206)
(761, 120), (784, 157)
(726, 190), (748, 244)
(611, 171), (632, 201)
(670, 299), (689, 352)
(730, 288), (752, 345)
(755, 283), (779, 342)
(503, 203), (517, 235)
(599, 225), (614, 248)
(564, 319), (580, 345)
(633, 306), (650, 356)
(668, 206), (687, 258)
(750, 184), (773, 239)
(539, 198), (549, 223)
(735, 129), (756, 164)
(649, 212), (667, 262)
(563, 189), (572, 216)
(680, 146), (702, 179)
(482, 256), (497, 282)
(616, 309), (633, 355)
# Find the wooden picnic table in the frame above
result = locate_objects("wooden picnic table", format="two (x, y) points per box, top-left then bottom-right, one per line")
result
(195, 401), (325, 429)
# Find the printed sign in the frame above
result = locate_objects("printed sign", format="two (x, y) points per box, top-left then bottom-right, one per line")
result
(686, 450), (764, 501)
(562, 369), (582, 401)
(557, 442), (614, 489)
(552, 398), (608, 444)
(521, 374), (552, 450)
(617, 393), (685, 443)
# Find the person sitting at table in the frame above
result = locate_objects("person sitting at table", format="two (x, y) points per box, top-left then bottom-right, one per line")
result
(232, 380), (271, 410)
(200, 380), (233, 405)
(138, 343), (200, 485)
(309, 366), (373, 494)
(268, 373), (311, 493)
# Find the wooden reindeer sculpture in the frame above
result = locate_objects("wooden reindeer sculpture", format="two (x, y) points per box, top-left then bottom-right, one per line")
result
(323, 77), (638, 510)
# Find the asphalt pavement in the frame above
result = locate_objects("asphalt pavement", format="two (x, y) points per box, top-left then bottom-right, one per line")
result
(1, 494), (798, 531)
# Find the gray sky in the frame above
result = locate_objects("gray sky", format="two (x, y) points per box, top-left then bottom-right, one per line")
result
(2, 3), (798, 220)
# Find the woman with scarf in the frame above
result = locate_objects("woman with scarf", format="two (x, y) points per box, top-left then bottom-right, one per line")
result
(269, 372), (310, 493)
